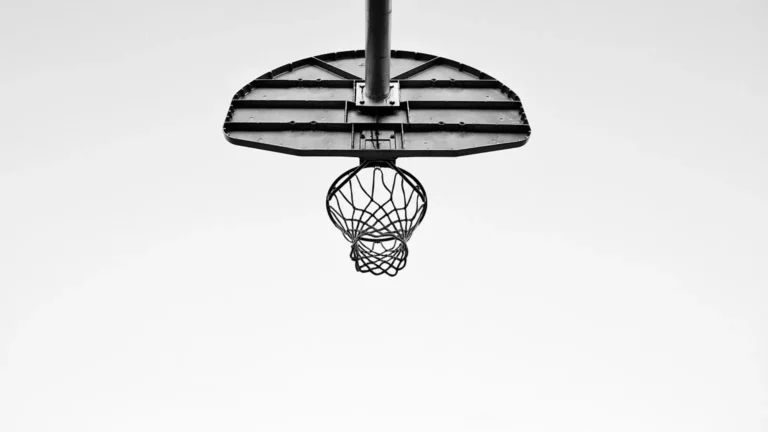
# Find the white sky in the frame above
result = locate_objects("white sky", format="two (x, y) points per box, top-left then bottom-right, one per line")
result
(1, 0), (766, 431)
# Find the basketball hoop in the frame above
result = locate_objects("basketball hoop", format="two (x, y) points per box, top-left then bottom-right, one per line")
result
(222, 0), (531, 275)
(326, 160), (427, 276)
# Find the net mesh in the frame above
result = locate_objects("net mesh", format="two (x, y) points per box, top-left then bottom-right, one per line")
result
(326, 160), (427, 276)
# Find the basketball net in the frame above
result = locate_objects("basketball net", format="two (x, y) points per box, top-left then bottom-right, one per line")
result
(326, 160), (427, 276)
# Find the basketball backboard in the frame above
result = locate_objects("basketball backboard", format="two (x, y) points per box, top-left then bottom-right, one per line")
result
(223, 50), (531, 160)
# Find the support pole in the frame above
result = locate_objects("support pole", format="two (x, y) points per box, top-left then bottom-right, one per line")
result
(365, 0), (391, 101)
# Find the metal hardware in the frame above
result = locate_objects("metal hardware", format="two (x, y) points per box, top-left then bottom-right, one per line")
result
(355, 81), (400, 107)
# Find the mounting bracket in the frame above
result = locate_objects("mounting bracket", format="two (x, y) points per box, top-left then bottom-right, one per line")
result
(355, 82), (400, 107)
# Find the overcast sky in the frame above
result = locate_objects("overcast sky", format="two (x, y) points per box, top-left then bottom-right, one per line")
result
(1, 0), (766, 431)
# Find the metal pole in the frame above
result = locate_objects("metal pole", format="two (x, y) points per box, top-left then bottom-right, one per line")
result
(365, 0), (391, 101)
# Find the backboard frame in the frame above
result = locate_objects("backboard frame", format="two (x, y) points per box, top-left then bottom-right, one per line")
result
(223, 50), (531, 160)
